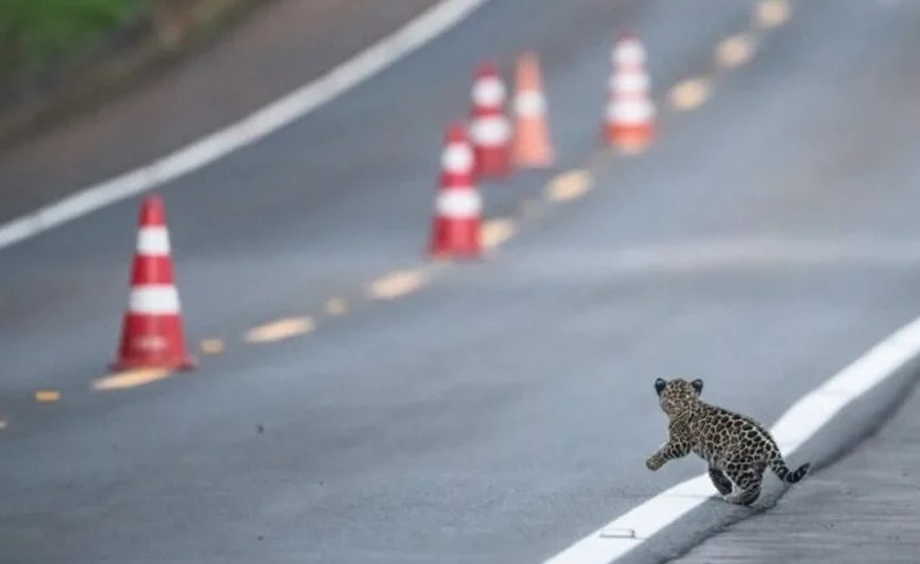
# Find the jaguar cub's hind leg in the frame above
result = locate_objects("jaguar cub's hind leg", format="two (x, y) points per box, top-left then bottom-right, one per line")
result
(708, 466), (733, 496)
(722, 462), (766, 506)
(730, 483), (761, 506)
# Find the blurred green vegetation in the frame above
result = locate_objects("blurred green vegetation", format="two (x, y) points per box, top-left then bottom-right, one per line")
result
(0, 0), (152, 76)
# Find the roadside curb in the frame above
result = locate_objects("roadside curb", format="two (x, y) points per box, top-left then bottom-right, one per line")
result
(0, 0), (273, 151)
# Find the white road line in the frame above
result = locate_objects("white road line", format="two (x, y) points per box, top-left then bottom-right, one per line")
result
(0, 0), (490, 251)
(543, 313), (920, 564)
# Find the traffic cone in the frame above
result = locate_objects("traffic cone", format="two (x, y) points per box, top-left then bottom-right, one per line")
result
(604, 33), (656, 152)
(512, 51), (555, 168)
(428, 123), (482, 259)
(468, 62), (513, 179)
(111, 195), (195, 371)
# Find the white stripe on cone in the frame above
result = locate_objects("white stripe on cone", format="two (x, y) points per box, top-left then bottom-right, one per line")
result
(608, 101), (656, 123)
(473, 77), (506, 106)
(613, 42), (646, 66)
(437, 189), (482, 218)
(136, 227), (171, 255)
(515, 90), (547, 117)
(470, 116), (511, 146)
(129, 285), (181, 315)
(442, 143), (475, 173)
(610, 72), (650, 94)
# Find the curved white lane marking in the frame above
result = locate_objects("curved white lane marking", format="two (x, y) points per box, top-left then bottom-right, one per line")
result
(607, 238), (920, 272)
(543, 314), (920, 563)
(0, 0), (491, 251)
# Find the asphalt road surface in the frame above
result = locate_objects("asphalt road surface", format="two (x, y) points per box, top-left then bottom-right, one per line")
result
(2, 0), (920, 562)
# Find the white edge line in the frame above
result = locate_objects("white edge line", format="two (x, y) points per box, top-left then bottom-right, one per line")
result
(543, 313), (920, 564)
(0, 0), (491, 251)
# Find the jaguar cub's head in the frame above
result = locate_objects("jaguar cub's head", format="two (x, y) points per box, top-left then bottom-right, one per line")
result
(654, 377), (704, 416)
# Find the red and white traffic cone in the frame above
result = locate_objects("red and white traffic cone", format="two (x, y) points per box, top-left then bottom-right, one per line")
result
(468, 62), (513, 179)
(428, 123), (482, 259)
(111, 195), (195, 371)
(604, 33), (656, 152)
(512, 51), (555, 169)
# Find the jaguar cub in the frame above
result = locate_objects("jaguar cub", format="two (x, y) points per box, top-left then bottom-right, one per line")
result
(645, 377), (811, 505)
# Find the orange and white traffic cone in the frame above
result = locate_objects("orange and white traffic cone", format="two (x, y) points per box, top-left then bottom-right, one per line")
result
(468, 62), (513, 179)
(111, 195), (195, 371)
(604, 33), (656, 152)
(428, 123), (482, 259)
(512, 51), (555, 168)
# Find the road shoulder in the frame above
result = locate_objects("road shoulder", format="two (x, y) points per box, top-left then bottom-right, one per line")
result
(0, 0), (436, 223)
(0, 0), (264, 151)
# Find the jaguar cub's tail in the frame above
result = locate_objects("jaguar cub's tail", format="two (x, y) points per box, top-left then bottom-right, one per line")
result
(770, 458), (811, 484)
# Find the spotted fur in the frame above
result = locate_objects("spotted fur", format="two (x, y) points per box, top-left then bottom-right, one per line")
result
(645, 377), (811, 505)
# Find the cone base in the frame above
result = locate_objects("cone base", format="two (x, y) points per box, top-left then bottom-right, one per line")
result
(428, 249), (484, 261)
(513, 123), (555, 169)
(111, 313), (195, 372)
(605, 124), (654, 152)
(474, 146), (512, 179)
(428, 217), (481, 259)
(109, 356), (197, 372)
(513, 149), (555, 169)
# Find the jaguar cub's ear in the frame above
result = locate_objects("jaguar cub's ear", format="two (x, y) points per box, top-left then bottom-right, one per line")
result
(691, 378), (704, 394)
(654, 378), (667, 396)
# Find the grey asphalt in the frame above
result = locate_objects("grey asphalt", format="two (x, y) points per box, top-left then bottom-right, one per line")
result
(2, 0), (920, 563)
(672, 371), (920, 564)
